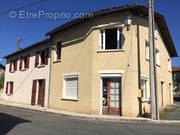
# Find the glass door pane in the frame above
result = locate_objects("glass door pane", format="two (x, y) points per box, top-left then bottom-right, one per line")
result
(110, 78), (120, 108)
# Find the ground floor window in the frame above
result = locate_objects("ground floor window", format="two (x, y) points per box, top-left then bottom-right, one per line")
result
(63, 75), (78, 100)
(141, 78), (148, 101)
(5, 81), (14, 95)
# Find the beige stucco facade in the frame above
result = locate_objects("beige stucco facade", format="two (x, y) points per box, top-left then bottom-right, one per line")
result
(49, 11), (174, 117)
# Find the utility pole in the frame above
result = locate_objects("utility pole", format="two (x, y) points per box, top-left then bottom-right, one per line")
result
(148, 0), (159, 120)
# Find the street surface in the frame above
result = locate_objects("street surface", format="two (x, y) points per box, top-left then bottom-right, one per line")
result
(0, 105), (180, 135)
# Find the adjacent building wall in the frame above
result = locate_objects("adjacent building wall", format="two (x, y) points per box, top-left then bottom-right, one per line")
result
(1, 42), (51, 107)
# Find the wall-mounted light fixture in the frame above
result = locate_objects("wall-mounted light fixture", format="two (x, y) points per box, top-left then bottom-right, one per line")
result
(125, 15), (132, 31)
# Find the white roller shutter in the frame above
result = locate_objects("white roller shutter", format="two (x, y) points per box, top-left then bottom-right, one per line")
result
(64, 77), (78, 99)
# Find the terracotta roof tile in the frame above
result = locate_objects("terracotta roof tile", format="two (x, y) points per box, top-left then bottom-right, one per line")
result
(172, 66), (180, 72)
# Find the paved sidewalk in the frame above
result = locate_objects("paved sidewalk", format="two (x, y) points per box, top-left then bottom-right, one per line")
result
(0, 99), (180, 125)
(165, 102), (180, 120)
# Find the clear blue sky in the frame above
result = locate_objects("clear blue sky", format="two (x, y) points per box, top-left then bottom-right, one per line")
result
(0, 0), (179, 66)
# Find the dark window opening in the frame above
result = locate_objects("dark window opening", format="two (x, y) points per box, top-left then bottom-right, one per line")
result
(35, 52), (40, 67)
(56, 42), (62, 60)
(41, 51), (45, 65)
(105, 29), (117, 49)
(5, 81), (14, 95)
(9, 61), (12, 72)
(13, 60), (17, 71)
(24, 55), (30, 69)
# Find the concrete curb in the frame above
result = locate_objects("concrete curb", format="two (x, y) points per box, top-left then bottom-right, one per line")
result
(0, 102), (180, 125)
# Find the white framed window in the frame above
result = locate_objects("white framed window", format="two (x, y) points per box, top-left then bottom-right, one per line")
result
(5, 81), (14, 95)
(145, 40), (150, 60)
(168, 59), (172, 72)
(155, 30), (158, 40)
(63, 75), (78, 100)
(99, 28), (123, 50)
(145, 40), (160, 66)
(141, 77), (148, 101)
(155, 48), (160, 66)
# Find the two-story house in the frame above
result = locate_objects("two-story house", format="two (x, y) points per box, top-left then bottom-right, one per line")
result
(2, 4), (178, 117)
(46, 4), (177, 117)
(2, 39), (51, 107)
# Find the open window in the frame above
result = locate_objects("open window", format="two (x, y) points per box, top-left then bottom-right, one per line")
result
(9, 59), (18, 72)
(145, 40), (150, 60)
(155, 48), (160, 66)
(13, 60), (18, 71)
(55, 42), (62, 61)
(24, 55), (30, 69)
(100, 28), (123, 50)
(145, 40), (160, 66)
(40, 50), (46, 65)
(5, 81), (14, 95)
(20, 55), (30, 70)
(9, 61), (12, 72)
(168, 59), (172, 72)
(35, 48), (49, 67)
(141, 78), (148, 101)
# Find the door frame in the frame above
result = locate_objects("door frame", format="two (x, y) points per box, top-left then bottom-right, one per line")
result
(99, 72), (122, 116)
(37, 79), (45, 107)
(31, 79), (46, 107)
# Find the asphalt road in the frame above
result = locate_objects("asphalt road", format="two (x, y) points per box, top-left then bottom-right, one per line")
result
(165, 101), (180, 120)
(0, 105), (180, 135)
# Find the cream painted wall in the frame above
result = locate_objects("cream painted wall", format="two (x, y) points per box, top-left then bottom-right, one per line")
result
(49, 12), (174, 117)
(1, 42), (51, 107)
(137, 16), (173, 114)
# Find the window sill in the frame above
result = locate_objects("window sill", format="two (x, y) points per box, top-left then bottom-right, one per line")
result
(168, 70), (172, 73)
(156, 64), (161, 67)
(20, 68), (27, 71)
(61, 98), (79, 101)
(97, 49), (125, 53)
(53, 59), (61, 64)
(10, 70), (16, 73)
(142, 99), (148, 102)
(145, 58), (150, 62)
(37, 64), (46, 68)
(146, 59), (161, 67)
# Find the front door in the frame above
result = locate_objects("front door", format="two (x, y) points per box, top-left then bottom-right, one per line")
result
(37, 79), (45, 107)
(31, 80), (37, 106)
(102, 78), (122, 115)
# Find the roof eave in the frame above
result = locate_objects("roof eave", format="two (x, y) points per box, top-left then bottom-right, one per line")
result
(4, 38), (50, 59)
(45, 3), (177, 57)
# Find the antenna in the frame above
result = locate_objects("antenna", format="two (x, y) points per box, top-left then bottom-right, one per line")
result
(16, 38), (22, 52)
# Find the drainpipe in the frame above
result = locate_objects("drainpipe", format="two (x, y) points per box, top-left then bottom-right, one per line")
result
(47, 36), (53, 108)
(137, 25), (142, 116)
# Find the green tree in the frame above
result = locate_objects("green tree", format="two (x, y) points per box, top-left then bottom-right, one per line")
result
(174, 74), (180, 95)
(0, 73), (5, 90)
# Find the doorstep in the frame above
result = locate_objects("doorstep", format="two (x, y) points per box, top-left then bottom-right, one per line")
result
(0, 99), (180, 125)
